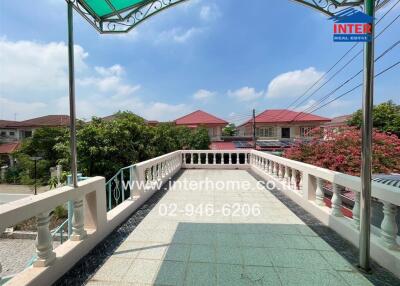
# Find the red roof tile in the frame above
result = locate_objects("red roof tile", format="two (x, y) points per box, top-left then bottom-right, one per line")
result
(175, 110), (228, 125)
(0, 120), (20, 128)
(240, 109), (330, 126)
(19, 115), (70, 127)
(0, 142), (20, 154)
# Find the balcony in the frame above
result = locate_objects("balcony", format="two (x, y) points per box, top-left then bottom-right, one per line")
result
(0, 150), (399, 285)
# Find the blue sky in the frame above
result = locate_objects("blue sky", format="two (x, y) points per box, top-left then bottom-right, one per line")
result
(0, 0), (398, 123)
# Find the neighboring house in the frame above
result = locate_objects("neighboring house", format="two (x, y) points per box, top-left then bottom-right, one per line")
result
(174, 110), (228, 141)
(322, 114), (352, 131)
(0, 142), (20, 167)
(237, 109), (331, 140)
(0, 115), (70, 143)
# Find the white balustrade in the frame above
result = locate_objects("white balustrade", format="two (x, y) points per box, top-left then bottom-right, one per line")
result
(315, 177), (325, 206)
(331, 184), (343, 217)
(380, 201), (399, 249)
(34, 211), (56, 267)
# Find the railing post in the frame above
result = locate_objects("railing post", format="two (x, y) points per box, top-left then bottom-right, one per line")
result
(213, 153), (216, 164)
(353, 192), (361, 230)
(331, 183), (343, 217)
(315, 177), (325, 206)
(297, 171), (303, 192)
(191, 153), (194, 165)
(290, 168), (296, 188)
(34, 211), (56, 267)
(70, 198), (87, 241)
(280, 165), (285, 180)
(237, 153), (240, 165)
(380, 201), (399, 249)
(121, 169), (125, 202)
(206, 153), (209, 165)
(284, 166), (290, 185)
(229, 153), (232, 165)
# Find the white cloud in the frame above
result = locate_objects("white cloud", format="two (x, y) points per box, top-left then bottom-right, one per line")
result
(157, 27), (203, 44)
(200, 4), (221, 21)
(0, 38), (87, 97)
(266, 67), (323, 98)
(0, 37), (186, 121)
(228, 87), (263, 102)
(193, 89), (215, 102)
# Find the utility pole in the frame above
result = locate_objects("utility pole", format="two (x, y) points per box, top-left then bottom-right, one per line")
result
(359, 0), (375, 272)
(252, 109), (256, 149)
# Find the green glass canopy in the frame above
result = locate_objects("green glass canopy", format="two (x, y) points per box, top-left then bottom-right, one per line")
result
(70, 0), (390, 34)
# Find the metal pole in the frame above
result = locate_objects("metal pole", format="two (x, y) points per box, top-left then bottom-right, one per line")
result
(34, 160), (37, 195)
(359, 0), (375, 272)
(252, 109), (256, 149)
(67, 1), (78, 189)
(67, 1), (78, 239)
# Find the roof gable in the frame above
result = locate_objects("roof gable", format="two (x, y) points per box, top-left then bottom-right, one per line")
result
(240, 109), (331, 126)
(175, 110), (228, 125)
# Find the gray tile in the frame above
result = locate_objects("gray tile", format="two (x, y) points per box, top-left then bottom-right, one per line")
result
(320, 251), (355, 271)
(122, 259), (161, 284)
(92, 257), (133, 282)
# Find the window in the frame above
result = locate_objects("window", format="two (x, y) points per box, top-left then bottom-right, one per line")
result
(256, 127), (275, 138)
(300, 127), (314, 137)
(0, 131), (6, 136)
(9, 131), (15, 136)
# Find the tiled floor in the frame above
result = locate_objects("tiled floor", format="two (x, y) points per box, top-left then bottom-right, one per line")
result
(87, 170), (372, 286)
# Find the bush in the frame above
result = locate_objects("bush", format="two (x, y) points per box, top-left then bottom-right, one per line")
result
(284, 126), (400, 176)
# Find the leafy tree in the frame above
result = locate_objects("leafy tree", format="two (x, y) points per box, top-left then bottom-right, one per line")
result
(223, 123), (236, 136)
(348, 100), (400, 136)
(284, 127), (400, 176)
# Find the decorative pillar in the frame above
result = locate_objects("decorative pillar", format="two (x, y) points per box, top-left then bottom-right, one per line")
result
(297, 172), (303, 191)
(331, 183), (343, 216)
(315, 177), (325, 206)
(34, 212), (56, 267)
(380, 201), (399, 249)
(290, 168), (296, 188)
(284, 166), (290, 185)
(71, 198), (87, 241)
(353, 192), (361, 230)
(213, 153), (216, 164)
(190, 153), (194, 164)
(205, 153), (209, 164)
(237, 153), (240, 165)
(229, 153), (232, 165)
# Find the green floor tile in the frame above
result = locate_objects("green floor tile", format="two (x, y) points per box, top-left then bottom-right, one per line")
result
(184, 262), (217, 286)
(189, 245), (215, 263)
(276, 267), (346, 286)
(216, 246), (242, 265)
(269, 249), (331, 269)
(164, 244), (190, 262)
(154, 261), (186, 286)
(242, 247), (273, 267)
(243, 266), (282, 285)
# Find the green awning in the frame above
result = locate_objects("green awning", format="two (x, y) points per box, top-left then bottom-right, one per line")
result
(71, 0), (387, 34)
(81, 0), (148, 18)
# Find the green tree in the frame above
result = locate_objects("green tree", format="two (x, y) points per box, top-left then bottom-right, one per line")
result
(348, 100), (400, 136)
(222, 123), (236, 136)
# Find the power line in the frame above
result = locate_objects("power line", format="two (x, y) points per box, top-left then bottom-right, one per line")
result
(286, 13), (400, 119)
(292, 38), (400, 120)
(295, 60), (400, 120)
(270, 0), (400, 121)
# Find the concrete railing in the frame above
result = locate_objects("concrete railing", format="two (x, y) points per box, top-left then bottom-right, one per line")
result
(0, 151), (182, 286)
(249, 150), (400, 277)
(181, 150), (251, 169)
(1, 149), (399, 284)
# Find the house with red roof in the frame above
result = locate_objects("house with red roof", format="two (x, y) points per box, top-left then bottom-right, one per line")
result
(0, 115), (70, 143)
(237, 109), (330, 140)
(174, 110), (228, 141)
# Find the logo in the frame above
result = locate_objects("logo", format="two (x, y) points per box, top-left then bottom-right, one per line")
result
(329, 8), (373, 42)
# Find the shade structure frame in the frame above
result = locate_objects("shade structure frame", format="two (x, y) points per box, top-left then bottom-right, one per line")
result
(67, 0), (391, 34)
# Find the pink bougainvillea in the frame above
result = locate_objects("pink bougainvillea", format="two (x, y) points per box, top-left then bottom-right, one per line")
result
(284, 127), (400, 176)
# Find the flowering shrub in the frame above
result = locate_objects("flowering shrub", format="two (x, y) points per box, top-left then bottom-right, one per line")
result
(284, 127), (400, 176)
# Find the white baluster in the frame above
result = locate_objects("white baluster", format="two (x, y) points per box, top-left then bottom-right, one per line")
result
(229, 153), (232, 165)
(191, 153), (194, 164)
(352, 192), (360, 229)
(71, 198), (87, 241)
(213, 153), (216, 164)
(290, 168), (296, 189)
(284, 166), (290, 185)
(297, 172), (303, 192)
(315, 177), (325, 206)
(331, 184), (343, 216)
(34, 211), (56, 267)
(280, 165), (285, 180)
(380, 201), (399, 249)
(206, 153), (209, 164)
(268, 161), (273, 174)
